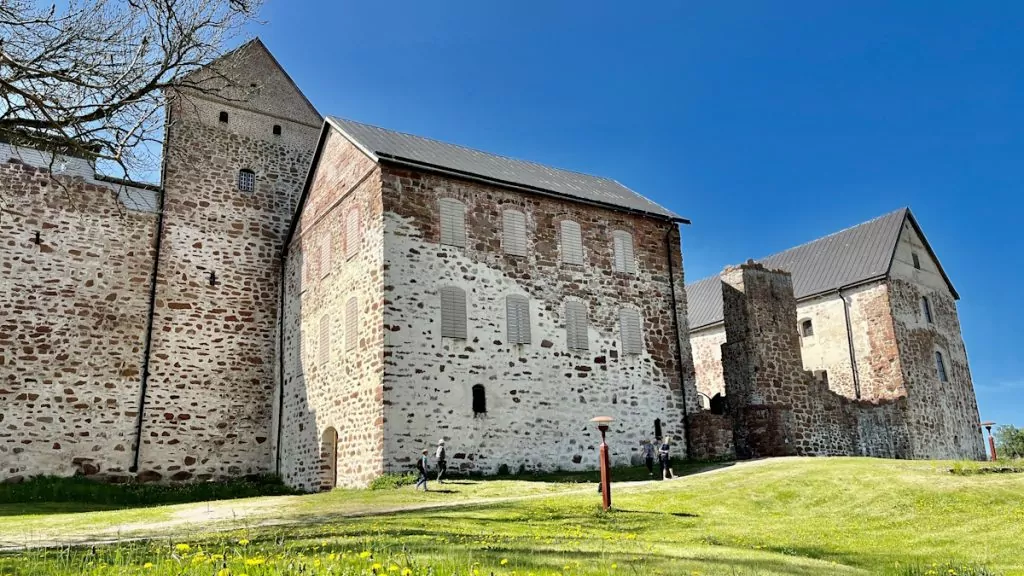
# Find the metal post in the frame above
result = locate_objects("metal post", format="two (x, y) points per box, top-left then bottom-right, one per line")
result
(599, 425), (611, 511)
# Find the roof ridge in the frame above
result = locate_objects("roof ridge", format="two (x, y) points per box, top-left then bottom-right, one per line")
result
(329, 116), (621, 184)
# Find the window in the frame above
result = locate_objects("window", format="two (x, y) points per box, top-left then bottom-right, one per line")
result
(320, 236), (331, 279)
(612, 230), (636, 274)
(439, 198), (466, 247)
(219, 111), (229, 123)
(654, 418), (663, 440)
(238, 169), (255, 193)
(921, 296), (933, 324)
(346, 297), (358, 351)
(472, 384), (486, 416)
(800, 319), (814, 338)
(565, 300), (589, 351)
(912, 252), (921, 270)
(560, 220), (584, 265)
(440, 286), (467, 339)
(273, 124), (282, 136)
(346, 207), (360, 259)
(506, 295), (531, 345)
(311, 244), (322, 280)
(319, 314), (331, 366)
(619, 308), (642, 354)
(935, 351), (948, 382)
(502, 210), (527, 256)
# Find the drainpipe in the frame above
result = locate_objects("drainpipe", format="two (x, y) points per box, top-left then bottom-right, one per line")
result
(665, 227), (693, 459)
(838, 288), (862, 400)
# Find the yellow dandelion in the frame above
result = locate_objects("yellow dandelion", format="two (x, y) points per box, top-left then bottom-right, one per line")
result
(373, 562), (384, 572)
(244, 557), (266, 566)
(389, 564), (400, 572)
(360, 551), (372, 559)
(175, 543), (191, 552)
(217, 569), (231, 576)
(611, 564), (618, 570)
(143, 563), (154, 569)
(501, 558), (509, 566)
(238, 539), (250, 546)
(402, 569), (413, 576)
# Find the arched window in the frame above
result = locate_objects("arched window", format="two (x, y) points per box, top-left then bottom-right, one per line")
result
(935, 351), (948, 382)
(921, 296), (933, 324)
(219, 111), (229, 123)
(346, 207), (360, 259)
(439, 198), (467, 247)
(238, 169), (255, 193)
(654, 418), (663, 440)
(502, 209), (527, 256)
(612, 230), (636, 274)
(273, 124), (282, 136)
(346, 297), (358, 351)
(619, 308), (642, 354)
(472, 384), (486, 416)
(506, 295), (531, 344)
(565, 300), (589, 351)
(319, 427), (338, 491)
(560, 220), (583, 265)
(440, 286), (467, 339)
(800, 319), (814, 338)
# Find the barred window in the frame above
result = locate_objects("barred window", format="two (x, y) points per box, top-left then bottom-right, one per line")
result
(319, 314), (331, 366)
(238, 169), (255, 193)
(565, 300), (589, 351)
(440, 286), (467, 339)
(560, 220), (583, 265)
(439, 198), (467, 248)
(346, 207), (360, 259)
(346, 297), (358, 351)
(612, 230), (636, 274)
(506, 295), (531, 345)
(619, 308), (642, 354)
(502, 210), (528, 256)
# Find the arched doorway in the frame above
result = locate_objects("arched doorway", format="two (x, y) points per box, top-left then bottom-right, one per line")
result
(320, 427), (338, 491)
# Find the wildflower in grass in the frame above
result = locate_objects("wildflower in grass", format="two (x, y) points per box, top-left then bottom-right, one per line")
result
(373, 562), (384, 573)
(143, 563), (154, 569)
(175, 543), (191, 553)
(611, 564), (617, 570)
(244, 557), (265, 566)
(360, 551), (372, 559)
(402, 569), (413, 576)
(217, 569), (231, 576)
(238, 539), (250, 546)
(389, 564), (400, 572)
(501, 558), (509, 566)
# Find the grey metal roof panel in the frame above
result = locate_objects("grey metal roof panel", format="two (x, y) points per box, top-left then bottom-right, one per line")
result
(327, 117), (683, 221)
(686, 208), (909, 330)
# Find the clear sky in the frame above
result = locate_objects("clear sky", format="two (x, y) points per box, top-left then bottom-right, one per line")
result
(252, 0), (1022, 428)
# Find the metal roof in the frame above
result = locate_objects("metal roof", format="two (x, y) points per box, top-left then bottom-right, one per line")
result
(686, 208), (933, 330)
(327, 117), (685, 221)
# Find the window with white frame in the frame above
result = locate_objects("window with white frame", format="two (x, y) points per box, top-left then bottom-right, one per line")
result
(439, 198), (467, 248)
(502, 209), (528, 256)
(346, 207), (360, 259)
(506, 294), (531, 345)
(440, 286), (468, 339)
(935, 350), (948, 382)
(612, 230), (636, 274)
(346, 297), (358, 351)
(560, 220), (583, 265)
(319, 314), (331, 365)
(619, 308), (643, 354)
(565, 300), (589, 351)
(238, 169), (255, 193)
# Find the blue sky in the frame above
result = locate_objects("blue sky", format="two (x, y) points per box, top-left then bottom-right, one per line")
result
(252, 1), (1022, 428)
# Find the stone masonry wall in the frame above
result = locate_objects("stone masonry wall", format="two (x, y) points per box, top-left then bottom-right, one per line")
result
(0, 159), (157, 480)
(136, 94), (318, 482)
(379, 165), (698, 476)
(690, 326), (726, 403)
(279, 130), (386, 490)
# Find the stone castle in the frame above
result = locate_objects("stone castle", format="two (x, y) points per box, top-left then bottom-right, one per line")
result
(0, 40), (984, 490)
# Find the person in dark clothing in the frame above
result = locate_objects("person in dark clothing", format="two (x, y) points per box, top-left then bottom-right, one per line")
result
(435, 439), (447, 484)
(415, 448), (429, 491)
(641, 439), (656, 476)
(658, 438), (672, 480)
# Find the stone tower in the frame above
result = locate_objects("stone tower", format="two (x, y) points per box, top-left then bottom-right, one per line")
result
(133, 39), (321, 481)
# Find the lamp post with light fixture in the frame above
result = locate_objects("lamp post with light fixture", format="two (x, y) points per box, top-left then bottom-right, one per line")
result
(981, 421), (997, 461)
(591, 416), (614, 510)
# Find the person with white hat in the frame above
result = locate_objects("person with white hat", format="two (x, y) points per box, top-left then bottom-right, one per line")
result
(435, 439), (448, 484)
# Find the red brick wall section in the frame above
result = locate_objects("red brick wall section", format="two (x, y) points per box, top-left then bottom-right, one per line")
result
(0, 160), (157, 480)
(279, 131), (386, 490)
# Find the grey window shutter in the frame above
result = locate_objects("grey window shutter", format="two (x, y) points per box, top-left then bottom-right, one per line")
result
(503, 210), (528, 256)
(620, 308), (642, 354)
(440, 286), (468, 339)
(506, 295), (531, 344)
(319, 314), (331, 365)
(346, 208), (360, 259)
(346, 297), (358, 351)
(561, 220), (583, 265)
(439, 198), (467, 248)
(566, 300), (588, 351)
(613, 231), (636, 274)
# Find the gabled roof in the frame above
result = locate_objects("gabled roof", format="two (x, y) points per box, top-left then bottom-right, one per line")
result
(686, 208), (959, 331)
(326, 117), (686, 222)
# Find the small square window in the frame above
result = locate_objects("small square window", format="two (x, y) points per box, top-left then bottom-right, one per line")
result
(801, 319), (814, 337)
(219, 111), (229, 123)
(238, 169), (255, 193)
(273, 124), (282, 136)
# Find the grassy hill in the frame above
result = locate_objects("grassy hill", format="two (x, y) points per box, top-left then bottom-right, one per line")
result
(1, 458), (1021, 575)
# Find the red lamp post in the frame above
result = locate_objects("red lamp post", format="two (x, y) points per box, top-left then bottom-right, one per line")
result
(981, 421), (997, 461)
(591, 416), (614, 511)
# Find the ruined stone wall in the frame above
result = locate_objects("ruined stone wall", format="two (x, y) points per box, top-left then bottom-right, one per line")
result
(0, 158), (157, 480)
(136, 95), (318, 482)
(379, 166), (697, 475)
(690, 325), (726, 402)
(888, 221), (985, 460)
(279, 131), (386, 490)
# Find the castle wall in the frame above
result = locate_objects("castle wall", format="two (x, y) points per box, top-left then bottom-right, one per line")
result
(279, 130), (386, 490)
(690, 325), (726, 402)
(887, 220), (985, 460)
(136, 95), (318, 482)
(379, 165), (697, 476)
(0, 158), (157, 480)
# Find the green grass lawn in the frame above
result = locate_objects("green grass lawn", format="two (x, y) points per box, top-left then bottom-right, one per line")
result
(1, 458), (1021, 576)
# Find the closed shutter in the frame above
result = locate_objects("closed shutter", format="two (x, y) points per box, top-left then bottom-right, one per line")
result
(319, 314), (331, 365)
(439, 198), (466, 247)
(440, 286), (467, 339)
(620, 308), (643, 354)
(346, 208), (360, 259)
(565, 300), (589, 351)
(613, 230), (636, 274)
(503, 210), (527, 256)
(561, 220), (583, 265)
(321, 236), (331, 278)
(506, 295), (531, 344)
(312, 244), (322, 281)
(346, 297), (358, 351)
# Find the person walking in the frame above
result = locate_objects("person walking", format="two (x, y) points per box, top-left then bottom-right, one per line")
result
(641, 439), (656, 477)
(435, 439), (448, 484)
(658, 437), (672, 480)
(415, 448), (429, 491)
